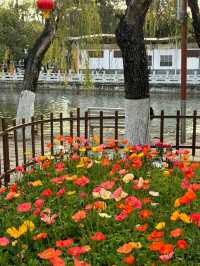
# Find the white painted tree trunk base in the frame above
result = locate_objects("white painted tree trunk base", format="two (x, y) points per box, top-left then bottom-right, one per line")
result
(125, 98), (150, 145)
(16, 90), (35, 139)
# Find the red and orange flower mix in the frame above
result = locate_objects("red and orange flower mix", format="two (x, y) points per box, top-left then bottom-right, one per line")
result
(0, 138), (199, 265)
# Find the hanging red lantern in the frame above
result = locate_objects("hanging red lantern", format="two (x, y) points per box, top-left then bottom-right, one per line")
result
(36, 0), (55, 19)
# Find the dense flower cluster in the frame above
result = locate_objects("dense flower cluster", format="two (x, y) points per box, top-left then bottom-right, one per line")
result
(0, 136), (200, 265)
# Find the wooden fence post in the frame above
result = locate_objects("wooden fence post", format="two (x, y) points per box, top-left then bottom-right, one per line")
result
(2, 118), (10, 185)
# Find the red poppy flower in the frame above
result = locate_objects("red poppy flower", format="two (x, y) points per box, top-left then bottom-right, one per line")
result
(0, 187), (6, 194)
(56, 238), (74, 248)
(41, 188), (53, 197)
(135, 224), (148, 232)
(91, 232), (106, 241)
(159, 243), (174, 255)
(17, 202), (32, 213)
(56, 188), (65, 197)
(55, 162), (65, 172)
(34, 198), (44, 209)
(190, 213), (200, 227)
(176, 240), (188, 249)
(67, 245), (91, 257)
(122, 255), (136, 265)
(73, 176), (90, 187)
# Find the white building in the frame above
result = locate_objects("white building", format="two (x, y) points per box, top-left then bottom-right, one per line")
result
(70, 35), (200, 73)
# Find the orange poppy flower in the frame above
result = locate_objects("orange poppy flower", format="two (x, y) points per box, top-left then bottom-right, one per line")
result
(49, 256), (66, 266)
(170, 228), (182, 238)
(72, 210), (87, 222)
(117, 243), (133, 254)
(147, 230), (164, 241)
(38, 248), (62, 259)
(149, 241), (165, 252)
(33, 233), (47, 240)
(139, 209), (153, 219)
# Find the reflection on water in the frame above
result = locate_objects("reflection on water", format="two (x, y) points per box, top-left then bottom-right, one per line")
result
(0, 87), (200, 141)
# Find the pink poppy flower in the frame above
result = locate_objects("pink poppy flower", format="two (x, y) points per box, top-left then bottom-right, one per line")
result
(99, 181), (115, 190)
(115, 210), (129, 221)
(51, 176), (65, 184)
(159, 251), (174, 262)
(17, 202), (32, 213)
(73, 176), (90, 187)
(40, 208), (58, 224)
(0, 237), (10, 246)
(56, 238), (74, 248)
(55, 162), (65, 173)
(79, 192), (87, 199)
(91, 232), (106, 241)
(72, 210), (87, 222)
(125, 196), (142, 209)
(74, 258), (91, 266)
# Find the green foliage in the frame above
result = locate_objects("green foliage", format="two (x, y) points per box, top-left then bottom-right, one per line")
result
(0, 6), (42, 63)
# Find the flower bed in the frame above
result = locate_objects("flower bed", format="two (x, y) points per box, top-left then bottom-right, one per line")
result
(0, 137), (200, 266)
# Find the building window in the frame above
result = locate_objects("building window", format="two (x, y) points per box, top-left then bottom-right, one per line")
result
(113, 50), (122, 58)
(147, 55), (152, 66)
(187, 49), (200, 57)
(160, 55), (172, 67)
(88, 50), (104, 58)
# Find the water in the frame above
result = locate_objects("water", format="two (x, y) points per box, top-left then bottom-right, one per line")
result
(0, 86), (200, 142)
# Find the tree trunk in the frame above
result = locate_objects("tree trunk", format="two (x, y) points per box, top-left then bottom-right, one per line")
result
(23, 18), (57, 92)
(115, 0), (152, 145)
(188, 0), (200, 47)
(16, 18), (58, 137)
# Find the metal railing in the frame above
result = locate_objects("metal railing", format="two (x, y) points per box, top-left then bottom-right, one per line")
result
(1, 70), (200, 85)
(0, 108), (200, 185)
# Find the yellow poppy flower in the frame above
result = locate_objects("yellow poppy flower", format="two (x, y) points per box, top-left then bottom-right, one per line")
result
(130, 242), (142, 249)
(79, 147), (86, 152)
(174, 198), (181, 208)
(179, 213), (191, 224)
(30, 180), (43, 187)
(7, 227), (21, 239)
(170, 211), (180, 221)
(67, 191), (76, 196)
(155, 222), (165, 230)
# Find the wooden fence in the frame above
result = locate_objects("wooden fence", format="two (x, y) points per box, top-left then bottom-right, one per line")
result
(0, 108), (200, 185)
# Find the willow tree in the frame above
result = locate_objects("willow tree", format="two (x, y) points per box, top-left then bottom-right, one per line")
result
(17, 0), (101, 127)
(188, 0), (200, 47)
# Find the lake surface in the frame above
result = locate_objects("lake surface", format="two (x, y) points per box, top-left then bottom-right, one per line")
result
(0, 86), (199, 141)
